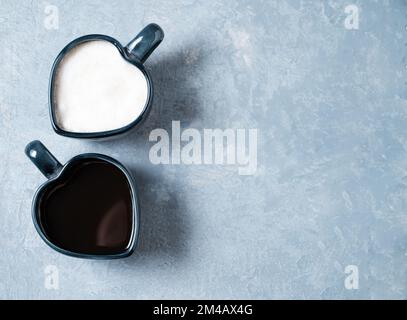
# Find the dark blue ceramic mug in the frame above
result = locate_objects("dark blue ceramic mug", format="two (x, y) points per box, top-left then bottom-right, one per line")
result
(25, 140), (140, 259)
(49, 23), (164, 139)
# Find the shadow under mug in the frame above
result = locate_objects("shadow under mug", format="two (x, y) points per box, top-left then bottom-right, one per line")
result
(25, 140), (140, 259)
(49, 23), (164, 139)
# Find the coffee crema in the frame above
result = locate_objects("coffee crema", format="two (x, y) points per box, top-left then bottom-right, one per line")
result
(52, 40), (149, 133)
(38, 160), (133, 255)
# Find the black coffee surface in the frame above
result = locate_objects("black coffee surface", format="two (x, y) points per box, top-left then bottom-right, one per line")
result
(39, 160), (133, 255)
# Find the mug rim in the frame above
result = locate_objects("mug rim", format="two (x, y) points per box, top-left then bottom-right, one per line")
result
(48, 34), (154, 139)
(31, 153), (140, 259)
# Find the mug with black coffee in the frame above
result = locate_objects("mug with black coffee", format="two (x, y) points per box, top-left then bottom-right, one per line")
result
(25, 140), (139, 259)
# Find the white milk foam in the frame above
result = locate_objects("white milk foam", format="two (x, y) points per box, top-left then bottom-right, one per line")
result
(53, 40), (148, 133)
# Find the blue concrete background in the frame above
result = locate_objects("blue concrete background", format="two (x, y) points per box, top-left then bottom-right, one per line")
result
(0, 0), (406, 299)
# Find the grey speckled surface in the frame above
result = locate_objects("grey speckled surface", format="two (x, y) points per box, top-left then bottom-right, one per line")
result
(1, 0), (407, 299)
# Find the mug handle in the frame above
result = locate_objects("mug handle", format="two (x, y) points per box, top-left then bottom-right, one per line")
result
(25, 140), (63, 179)
(125, 23), (164, 63)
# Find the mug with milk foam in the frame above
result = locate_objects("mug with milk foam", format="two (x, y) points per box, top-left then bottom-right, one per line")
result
(49, 23), (164, 139)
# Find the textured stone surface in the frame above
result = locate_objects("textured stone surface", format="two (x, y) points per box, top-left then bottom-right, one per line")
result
(0, 0), (406, 299)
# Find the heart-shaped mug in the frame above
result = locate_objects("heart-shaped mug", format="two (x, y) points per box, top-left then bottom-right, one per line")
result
(49, 23), (164, 139)
(25, 140), (139, 259)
